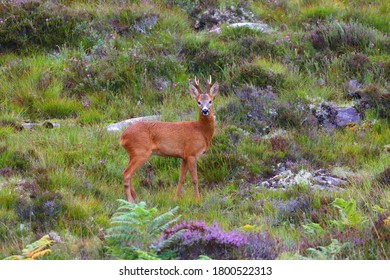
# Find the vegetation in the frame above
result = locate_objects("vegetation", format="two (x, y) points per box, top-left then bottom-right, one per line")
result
(1, 0), (389, 260)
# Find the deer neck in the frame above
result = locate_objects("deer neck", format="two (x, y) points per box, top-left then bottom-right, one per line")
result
(198, 108), (215, 142)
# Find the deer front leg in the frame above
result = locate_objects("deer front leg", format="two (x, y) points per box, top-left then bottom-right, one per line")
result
(187, 156), (200, 202)
(175, 159), (188, 200)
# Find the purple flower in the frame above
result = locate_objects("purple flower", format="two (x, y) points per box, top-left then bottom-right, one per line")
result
(82, 100), (90, 108)
(160, 220), (249, 259)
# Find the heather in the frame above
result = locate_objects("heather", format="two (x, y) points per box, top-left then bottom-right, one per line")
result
(0, 0), (389, 260)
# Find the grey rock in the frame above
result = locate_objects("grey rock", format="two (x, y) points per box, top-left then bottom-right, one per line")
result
(335, 107), (361, 127)
(209, 22), (270, 34)
(314, 102), (360, 129)
(258, 168), (346, 192)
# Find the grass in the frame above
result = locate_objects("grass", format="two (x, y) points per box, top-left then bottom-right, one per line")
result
(0, 0), (389, 260)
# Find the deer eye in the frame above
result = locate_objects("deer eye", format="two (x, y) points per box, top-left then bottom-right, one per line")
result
(209, 101), (212, 104)
(197, 101), (201, 105)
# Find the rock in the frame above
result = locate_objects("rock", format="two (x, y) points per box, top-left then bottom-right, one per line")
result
(335, 107), (361, 127)
(105, 115), (160, 132)
(193, 6), (259, 31)
(209, 22), (270, 34)
(258, 168), (346, 192)
(21, 122), (60, 129)
(314, 102), (361, 129)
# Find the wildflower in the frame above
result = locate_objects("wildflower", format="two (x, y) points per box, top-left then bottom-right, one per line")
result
(82, 100), (90, 108)
(63, 67), (69, 72)
(45, 18), (49, 22)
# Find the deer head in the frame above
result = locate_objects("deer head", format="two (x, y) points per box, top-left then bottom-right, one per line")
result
(189, 76), (219, 116)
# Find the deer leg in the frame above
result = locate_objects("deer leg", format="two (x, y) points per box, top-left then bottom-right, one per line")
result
(175, 159), (188, 200)
(122, 155), (150, 203)
(187, 156), (200, 202)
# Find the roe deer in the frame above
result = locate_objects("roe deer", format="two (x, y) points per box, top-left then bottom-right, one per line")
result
(120, 77), (219, 202)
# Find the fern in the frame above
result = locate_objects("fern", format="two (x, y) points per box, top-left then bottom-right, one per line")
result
(306, 239), (352, 260)
(331, 198), (366, 230)
(4, 235), (54, 260)
(106, 200), (182, 260)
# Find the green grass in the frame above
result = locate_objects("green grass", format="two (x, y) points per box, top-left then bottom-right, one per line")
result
(0, 0), (389, 260)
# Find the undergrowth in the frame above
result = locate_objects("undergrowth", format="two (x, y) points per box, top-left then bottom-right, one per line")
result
(0, 0), (389, 260)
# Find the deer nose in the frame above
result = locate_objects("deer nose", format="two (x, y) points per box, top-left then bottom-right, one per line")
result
(202, 108), (209, 115)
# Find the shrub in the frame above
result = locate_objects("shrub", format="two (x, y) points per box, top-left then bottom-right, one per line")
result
(159, 220), (280, 260)
(159, 220), (248, 260)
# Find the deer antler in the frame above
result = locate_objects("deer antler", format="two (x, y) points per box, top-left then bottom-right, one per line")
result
(194, 76), (203, 93)
(206, 75), (212, 92)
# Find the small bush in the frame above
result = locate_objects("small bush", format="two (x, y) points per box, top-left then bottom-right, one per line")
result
(160, 220), (280, 260)
(159, 220), (247, 260)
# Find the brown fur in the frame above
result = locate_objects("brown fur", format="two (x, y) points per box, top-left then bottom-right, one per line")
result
(120, 78), (219, 202)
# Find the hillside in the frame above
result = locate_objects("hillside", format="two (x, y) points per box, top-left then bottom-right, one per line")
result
(0, 0), (389, 260)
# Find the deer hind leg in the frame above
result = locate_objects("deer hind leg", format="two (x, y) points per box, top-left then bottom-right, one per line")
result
(122, 154), (151, 203)
(175, 159), (188, 200)
(187, 156), (200, 202)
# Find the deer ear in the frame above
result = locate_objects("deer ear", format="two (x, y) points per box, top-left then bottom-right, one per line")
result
(189, 83), (199, 99)
(209, 81), (219, 97)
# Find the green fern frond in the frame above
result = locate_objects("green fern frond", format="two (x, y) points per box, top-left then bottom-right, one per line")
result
(106, 200), (181, 260)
